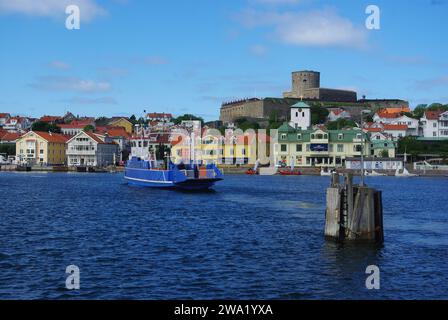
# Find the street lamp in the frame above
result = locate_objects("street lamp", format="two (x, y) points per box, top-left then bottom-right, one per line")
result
(360, 110), (371, 187)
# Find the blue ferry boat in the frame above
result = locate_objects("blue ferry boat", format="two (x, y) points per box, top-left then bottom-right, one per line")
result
(125, 157), (224, 190)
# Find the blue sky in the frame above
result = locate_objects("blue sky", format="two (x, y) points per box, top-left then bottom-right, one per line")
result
(0, 0), (447, 121)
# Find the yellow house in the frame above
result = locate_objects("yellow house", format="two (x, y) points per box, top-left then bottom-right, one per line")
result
(109, 118), (133, 134)
(16, 131), (68, 166)
(170, 131), (268, 165)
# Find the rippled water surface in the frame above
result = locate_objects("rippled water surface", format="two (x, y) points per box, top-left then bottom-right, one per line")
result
(0, 172), (447, 299)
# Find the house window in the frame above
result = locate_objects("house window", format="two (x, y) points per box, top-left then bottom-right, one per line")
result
(338, 134), (343, 140)
(306, 144), (310, 152)
(297, 134), (302, 140)
(433, 132), (437, 137)
(40, 150), (44, 154)
(296, 144), (302, 152)
(337, 144), (344, 152)
(281, 134), (287, 140)
(281, 144), (287, 152)
(433, 123), (437, 128)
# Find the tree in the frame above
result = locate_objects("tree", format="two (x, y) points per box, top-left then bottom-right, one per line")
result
(234, 118), (260, 131)
(310, 105), (329, 125)
(129, 115), (138, 125)
(427, 103), (445, 111)
(380, 150), (389, 158)
(95, 117), (109, 126)
(31, 121), (61, 133)
(83, 125), (95, 132)
(173, 114), (204, 125)
(413, 104), (427, 119)
(0, 144), (15, 156)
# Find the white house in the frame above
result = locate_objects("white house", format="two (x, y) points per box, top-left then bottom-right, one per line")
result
(420, 110), (448, 138)
(373, 112), (419, 136)
(66, 131), (118, 167)
(327, 108), (351, 122)
(289, 102), (311, 130)
(0, 113), (10, 127)
(3, 117), (31, 133)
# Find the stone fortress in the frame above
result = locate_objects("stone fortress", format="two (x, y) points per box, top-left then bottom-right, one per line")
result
(283, 70), (357, 102)
(219, 70), (408, 125)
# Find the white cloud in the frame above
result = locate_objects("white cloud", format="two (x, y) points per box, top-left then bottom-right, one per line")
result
(0, 0), (106, 22)
(237, 8), (368, 49)
(30, 76), (112, 93)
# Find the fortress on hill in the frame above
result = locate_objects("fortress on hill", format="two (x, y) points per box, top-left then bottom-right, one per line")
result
(220, 70), (408, 125)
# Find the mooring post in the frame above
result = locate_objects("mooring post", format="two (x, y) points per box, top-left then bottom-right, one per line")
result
(325, 172), (384, 244)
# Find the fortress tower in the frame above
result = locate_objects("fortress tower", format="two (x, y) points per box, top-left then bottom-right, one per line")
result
(291, 71), (320, 98)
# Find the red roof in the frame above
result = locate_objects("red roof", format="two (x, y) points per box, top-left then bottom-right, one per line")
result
(0, 132), (21, 142)
(376, 111), (401, 119)
(147, 113), (173, 119)
(364, 127), (383, 133)
(33, 131), (69, 143)
(0, 113), (10, 118)
(71, 119), (95, 126)
(84, 132), (105, 144)
(383, 124), (408, 131)
(425, 111), (443, 120)
(95, 126), (130, 138)
(40, 116), (62, 123)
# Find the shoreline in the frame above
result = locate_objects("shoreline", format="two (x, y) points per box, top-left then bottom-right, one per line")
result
(1, 165), (447, 177)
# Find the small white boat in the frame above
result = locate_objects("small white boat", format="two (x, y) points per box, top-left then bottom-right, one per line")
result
(395, 168), (419, 177)
(320, 167), (333, 176)
(365, 170), (386, 177)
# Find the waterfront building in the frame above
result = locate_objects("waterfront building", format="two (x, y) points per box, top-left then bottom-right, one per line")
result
(370, 139), (396, 158)
(345, 157), (403, 171)
(66, 131), (118, 167)
(108, 117), (133, 134)
(130, 133), (171, 157)
(420, 110), (448, 139)
(96, 126), (131, 163)
(275, 123), (370, 168)
(16, 131), (68, 166)
(0, 113), (11, 127)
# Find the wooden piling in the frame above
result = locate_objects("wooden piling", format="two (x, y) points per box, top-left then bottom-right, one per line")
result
(325, 174), (384, 244)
